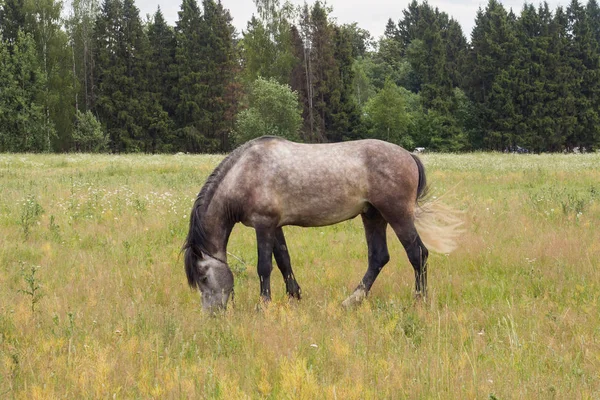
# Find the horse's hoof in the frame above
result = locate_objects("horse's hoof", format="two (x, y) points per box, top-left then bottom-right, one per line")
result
(414, 291), (427, 301)
(287, 293), (301, 302)
(341, 288), (367, 308)
(286, 282), (302, 300)
(287, 287), (302, 301)
(255, 296), (271, 312)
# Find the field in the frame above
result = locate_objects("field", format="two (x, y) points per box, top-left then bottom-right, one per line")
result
(1, 152), (599, 399)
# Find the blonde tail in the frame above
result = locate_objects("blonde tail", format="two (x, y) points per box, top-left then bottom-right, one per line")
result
(414, 199), (463, 254)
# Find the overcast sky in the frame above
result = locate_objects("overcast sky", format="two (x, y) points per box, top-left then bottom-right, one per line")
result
(137, 0), (567, 41)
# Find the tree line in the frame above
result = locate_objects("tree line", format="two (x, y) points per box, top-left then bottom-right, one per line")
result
(0, 0), (599, 153)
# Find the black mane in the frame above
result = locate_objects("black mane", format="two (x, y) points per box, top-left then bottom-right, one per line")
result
(182, 136), (280, 288)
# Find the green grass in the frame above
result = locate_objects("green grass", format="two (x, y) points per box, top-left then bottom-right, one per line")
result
(0, 152), (599, 399)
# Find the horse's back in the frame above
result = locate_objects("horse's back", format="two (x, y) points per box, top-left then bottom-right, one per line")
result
(222, 137), (419, 227)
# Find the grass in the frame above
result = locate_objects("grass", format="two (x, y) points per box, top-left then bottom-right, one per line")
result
(0, 152), (599, 399)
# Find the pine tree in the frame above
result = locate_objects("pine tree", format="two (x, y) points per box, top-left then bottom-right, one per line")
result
(329, 24), (363, 141)
(147, 7), (177, 151)
(442, 17), (468, 89)
(0, 32), (47, 151)
(384, 18), (400, 41)
(467, 0), (519, 150)
(0, 0), (26, 49)
(566, 0), (600, 150)
(174, 0), (208, 152)
(201, 0), (239, 151)
(587, 0), (600, 45)
(289, 24), (312, 141)
(309, 1), (337, 141)
(93, 0), (128, 151)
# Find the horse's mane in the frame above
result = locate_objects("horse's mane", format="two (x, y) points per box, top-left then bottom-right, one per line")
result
(183, 136), (280, 287)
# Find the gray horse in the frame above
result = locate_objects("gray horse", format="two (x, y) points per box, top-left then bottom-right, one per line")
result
(183, 136), (460, 310)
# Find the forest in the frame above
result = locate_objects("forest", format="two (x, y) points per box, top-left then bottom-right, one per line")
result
(0, 0), (599, 153)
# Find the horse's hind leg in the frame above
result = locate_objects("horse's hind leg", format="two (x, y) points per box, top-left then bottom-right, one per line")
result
(255, 227), (276, 302)
(273, 227), (302, 299)
(342, 207), (390, 307)
(390, 220), (429, 299)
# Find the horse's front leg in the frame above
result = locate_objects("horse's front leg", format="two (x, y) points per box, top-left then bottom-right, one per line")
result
(273, 227), (302, 299)
(255, 227), (276, 302)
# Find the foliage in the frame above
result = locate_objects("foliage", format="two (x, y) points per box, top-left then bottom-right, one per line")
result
(1, 0), (600, 152)
(26, 0), (76, 151)
(0, 31), (50, 152)
(18, 263), (44, 313)
(173, 0), (238, 152)
(19, 193), (44, 240)
(72, 110), (108, 152)
(233, 77), (302, 145)
(240, 0), (296, 85)
(364, 79), (412, 148)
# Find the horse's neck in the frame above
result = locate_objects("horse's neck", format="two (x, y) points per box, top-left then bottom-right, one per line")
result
(203, 203), (234, 262)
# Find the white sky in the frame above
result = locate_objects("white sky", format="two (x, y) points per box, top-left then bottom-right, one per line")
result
(136, 0), (567, 41)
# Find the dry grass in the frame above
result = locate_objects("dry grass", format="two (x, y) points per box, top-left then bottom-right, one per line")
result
(0, 152), (599, 399)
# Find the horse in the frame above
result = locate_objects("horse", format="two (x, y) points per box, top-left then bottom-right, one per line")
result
(183, 136), (461, 311)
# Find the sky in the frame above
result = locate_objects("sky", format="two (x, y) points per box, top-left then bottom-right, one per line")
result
(136, 0), (567, 41)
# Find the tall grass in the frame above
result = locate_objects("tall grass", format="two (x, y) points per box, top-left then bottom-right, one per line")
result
(0, 152), (599, 398)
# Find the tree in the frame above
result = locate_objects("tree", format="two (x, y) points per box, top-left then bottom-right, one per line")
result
(587, 0), (600, 44)
(0, 31), (48, 151)
(93, 0), (126, 150)
(147, 7), (177, 152)
(566, 0), (600, 150)
(241, 0), (296, 84)
(290, 1), (362, 142)
(327, 24), (363, 141)
(467, 0), (519, 150)
(307, 1), (337, 141)
(0, 0), (26, 49)
(364, 79), (412, 148)
(233, 77), (302, 145)
(72, 109), (108, 151)
(27, 0), (75, 151)
(120, 0), (155, 151)
(289, 24), (312, 141)
(67, 0), (98, 113)
(341, 22), (372, 58)
(174, 0), (206, 151)
(351, 57), (376, 108)
(200, 0), (239, 151)
(545, 6), (577, 151)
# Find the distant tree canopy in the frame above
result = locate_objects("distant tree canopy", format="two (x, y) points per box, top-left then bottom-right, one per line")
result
(1, 0), (600, 152)
(233, 77), (302, 145)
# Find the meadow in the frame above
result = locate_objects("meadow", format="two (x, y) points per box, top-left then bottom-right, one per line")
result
(0, 151), (599, 399)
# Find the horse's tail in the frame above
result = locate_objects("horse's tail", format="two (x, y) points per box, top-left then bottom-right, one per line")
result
(411, 153), (428, 203)
(182, 197), (204, 289)
(411, 154), (463, 254)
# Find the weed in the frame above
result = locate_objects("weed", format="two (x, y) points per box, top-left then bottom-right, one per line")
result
(19, 194), (44, 240)
(49, 215), (61, 241)
(18, 263), (43, 314)
(133, 198), (147, 213)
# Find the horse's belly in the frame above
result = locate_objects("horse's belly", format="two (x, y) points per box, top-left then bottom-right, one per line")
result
(278, 198), (369, 227)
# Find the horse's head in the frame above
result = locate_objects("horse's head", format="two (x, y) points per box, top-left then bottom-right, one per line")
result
(194, 254), (234, 311)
